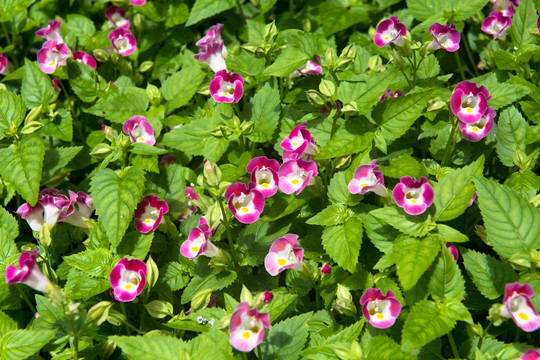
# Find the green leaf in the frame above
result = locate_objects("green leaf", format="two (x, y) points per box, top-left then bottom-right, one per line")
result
(316, 121), (373, 160)
(452, 0), (490, 21)
(473, 176), (540, 260)
(181, 269), (237, 304)
(262, 50), (310, 77)
(395, 235), (439, 291)
(406, 0), (445, 21)
(161, 115), (222, 157)
(227, 52), (266, 77)
(436, 224), (469, 243)
(161, 65), (206, 110)
(186, 0), (235, 26)
(433, 155), (484, 221)
(64, 268), (110, 299)
(21, 59), (57, 109)
(131, 154), (159, 173)
(66, 14), (95, 38)
(63, 248), (118, 279)
(487, 82), (529, 110)
(0, 311), (17, 334)
(321, 216), (363, 273)
(117, 231), (154, 260)
(0, 329), (56, 360)
(0, 206), (18, 241)
(244, 82), (281, 143)
(90, 167), (146, 247)
(306, 204), (351, 226)
(237, 220), (291, 266)
(319, 3), (372, 35)
(462, 249), (518, 299)
(505, 170), (540, 200)
(67, 60), (106, 102)
(85, 87), (149, 123)
(0, 0), (34, 22)
(0, 230), (19, 310)
(40, 108), (73, 142)
(428, 246), (465, 301)
(156, 262), (190, 292)
(0, 91), (26, 140)
(111, 335), (187, 360)
(378, 153), (422, 179)
(0, 134), (44, 206)
(41, 146), (82, 183)
(264, 292), (298, 323)
(129, 143), (168, 156)
(363, 336), (417, 360)
(187, 324), (234, 360)
(508, 0), (537, 47)
(151, 163), (186, 215)
(495, 106), (526, 167)
(417, 54), (440, 79)
(261, 312), (311, 360)
(369, 207), (434, 237)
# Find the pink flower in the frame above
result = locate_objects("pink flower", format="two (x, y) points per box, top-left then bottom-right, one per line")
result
(469, 191), (477, 206)
(109, 258), (147, 302)
(130, 0), (146, 6)
(159, 155), (177, 167)
(374, 16), (407, 47)
(209, 70), (244, 103)
(122, 115), (155, 145)
(229, 302), (270, 352)
(224, 183), (265, 224)
(262, 291), (273, 303)
(264, 234), (304, 276)
(520, 350), (540, 360)
(0, 54), (9, 75)
(348, 159), (386, 197)
(72, 51), (97, 70)
(52, 79), (61, 94)
(178, 187), (198, 221)
(379, 89), (402, 102)
(134, 195), (168, 233)
(538, 10), (540, 35)
(108, 28), (137, 56)
(35, 19), (63, 43)
(5, 250), (51, 293)
(458, 107), (495, 142)
(392, 176), (434, 215)
(280, 122), (316, 160)
(105, 6), (130, 29)
(246, 156), (280, 198)
(428, 23), (461, 52)
(180, 226), (218, 260)
(360, 288), (402, 328)
(500, 283), (540, 332)
(481, 12), (512, 40)
(16, 188), (71, 231)
(450, 81), (491, 124)
(60, 191), (93, 228)
(290, 58), (322, 78)
(321, 263), (332, 275)
(491, 0), (519, 17)
(446, 243), (459, 261)
(278, 159), (318, 195)
(37, 40), (70, 74)
(194, 24), (227, 73)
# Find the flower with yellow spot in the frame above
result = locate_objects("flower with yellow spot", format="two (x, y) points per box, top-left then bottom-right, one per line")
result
(109, 258), (147, 302)
(264, 234), (304, 276)
(360, 288), (402, 329)
(229, 302), (270, 352)
(500, 283), (540, 332)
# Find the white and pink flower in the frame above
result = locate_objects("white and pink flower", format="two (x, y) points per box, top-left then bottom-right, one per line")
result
(0, 54), (9, 75)
(379, 89), (402, 102)
(450, 81), (491, 124)
(290, 58), (322, 78)
(105, 6), (130, 29)
(360, 288), (402, 328)
(109, 258), (147, 302)
(264, 234), (304, 276)
(209, 70), (244, 103)
(35, 19), (63, 43)
(229, 302), (270, 352)
(348, 159), (386, 197)
(37, 40), (70, 74)
(130, 0), (146, 6)
(446, 243), (459, 261)
(392, 176), (434, 215)
(108, 28), (137, 56)
(520, 350), (540, 360)
(224, 183), (265, 224)
(194, 24), (227, 73)
(491, 0), (519, 17)
(246, 156), (280, 198)
(16, 188), (71, 231)
(122, 115), (156, 145)
(5, 250), (51, 293)
(481, 12), (512, 40)
(278, 159), (318, 195)
(178, 187), (198, 221)
(428, 23), (461, 52)
(280, 122), (316, 160)
(73, 51), (97, 70)
(500, 283), (540, 332)
(180, 226), (218, 260)
(60, 191), (93, 228)
(134, 195), (168, 233)
(374, 16), (407, 47)
(458, 107), (495, 142)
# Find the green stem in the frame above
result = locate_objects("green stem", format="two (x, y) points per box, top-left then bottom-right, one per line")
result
(412, 51), (418, 85)
(217, 197), (238, 267)
(478, 321), (492, 350)
(441, 115), (459, 167)
(329, 70), (340, 86)
(315, 286), (321, 310)
(399, 69), (412, 89)
(454, 51), (466, 81)
(447, 332), (460, 359)
(463, 37), (479, 77)
(2, 21), (11, 45)
(15, 285), (37, 314)
(235, 0), (246, 23)
(120, 302), (131, 336)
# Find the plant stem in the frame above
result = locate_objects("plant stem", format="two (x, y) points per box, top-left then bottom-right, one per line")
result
(15, 285), (37, 314)
(235, 0), (246, 24)
(447, 332), (460, 359)
(2, 22), (11, 45)
(399, 69), (412, 89)
(441, 115), (459, 167)
(315, 286), (321, 310)
(463, 37), (479, 77)
(217, 197), (238, 267)
(120, 302), (131, 336)
(454, 51), (466, 81)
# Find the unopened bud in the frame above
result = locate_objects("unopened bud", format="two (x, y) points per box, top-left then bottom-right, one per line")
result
(368, 55), (382, 71)
(333, 344), (352, 360)
(87, 301), (113, 325)
(341, 102), (358, 114)
(334, 284), (357, 317)
(191, 288), (213, 312)
(146, 256), (159, 288)
(427, 99), (446, 112)
(93, 48), (110, 62)
(203, 159), (222, 186)
(140, 61), (153, 73)
(146, 83), (162, 105)
(24, 105), (43, 125)
(240, 285), (253, 304)
(306, 90), (326, 106)
(145, 300), (174, 319)
(99, 340), (117, 360)
(263, 21), (277, 43)
(106, 309), (126, 326)
(90, 144), (112, 159)
(21, 121), (44, 134)
(209, 249), (232, 269)
(102, 125), (116, 141)
(302, 18), (312, 32)
(240, 121), (254, 134)
(262, 291), (273, 303)
(319, 79), (336, 99)
(325, 47), (338, 67)
(321, 263), (332, 275)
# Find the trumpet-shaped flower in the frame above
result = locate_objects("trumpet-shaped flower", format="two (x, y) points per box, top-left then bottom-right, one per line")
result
(130, 0), (146, 6)
(16, 188), (71, 231)
(290, 58), (322, 78)
(108, 28), (137, 56)
(458, 107), (495, 142)
(224, 183), (265, 224)
(428, 23), (461, 52)
(122, 115), (155, 145)
(134, 195), (168, 233)
(105, 6), (130, 28)
(35, 20), (63, 43)
(360, 288), (402, 328)
(379, 89), (402, 102)
(209, 70), (244, 103)
(0, 54), (8, 75)
(229, 302), (270, 352)
(491, 0), (519, 17)
(280, 122), (316, 159)
(450, 81), (491, 124)
(374, 16), (407, 47)
(481, 12), (512, 40)
(37, 40), (70, 74)
(278, 159), (318, 195)
(348, 159), (386, 197)
(72, 51), (97, 70)
(246, 156), (280, 198)
(109, 258), (147, 302)
(180, 227), (218, 260)
(264, 234), (304, 276)
(60, 191), (93, 228)
(178, 187), (198, 221)
(500, 283), (540, 332)
(5, 250), (51, 293)
(393, 176), (434, 215)
(520, 349), (540, 360)
(195, 24), (227, 72)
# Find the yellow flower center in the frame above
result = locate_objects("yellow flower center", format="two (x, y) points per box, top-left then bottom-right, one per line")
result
(277, 259), (287, 266)
(411, 199), (417, 204)
(376, 314), (384, 319)
(125, 284), (132, 290)
(261, 183), (269, 188)
(384, 36), (390, 41)
(361, 183), (369, 187)
(519, 313), (529, 320)
(143, 219), (151, 224)
(191, 246), (199, 252)
(291, 179), (299, 185)
(466, 108), (472, 113)
(472, 126), (479, 132)
(242, 332), (251, 339)
(241, 207), (249, 213)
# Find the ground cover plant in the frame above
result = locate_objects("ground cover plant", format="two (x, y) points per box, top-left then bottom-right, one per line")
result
(1, 0), (540, 359)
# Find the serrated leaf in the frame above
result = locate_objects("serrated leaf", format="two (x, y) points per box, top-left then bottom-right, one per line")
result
(369, 207), (433, 237)
(453, 0), (489, 21)
(326, 320), (364, 343)
(264, 292), (298, 322)
(486, 83), (529, 110)
(150, 163), (186, 215)
(161, 115), (222, 157)
(505, 170), (540, 200)
(67, 60), (106, 102)
(237, 220), (291, 266)
(130, 143), (168, 155)
(428, 247), (465, 301)
(406, 0), (445, 21)
(395, 235), (439, 291)
(378, 153), (422, 179)
(161, 65), (205, 109)
(321, 216), (363, 273)
(117, 231), (154, 260)
(508, 0), (536, 47)
(181, 269), (237, 304)
(260, 312), (311, 360)
(0, 91), (26, 140)
(462, 249), (518, 299)
(496, 106), (526, 167)
(436, 224), (469, 243)
(66, 14), (95, 38)
(0, 329), (56, 360)
(262, 50), (310, 77)
(186, 0), (235, 26)
(132, 154), (159, 173)
(111, 335), (187, 360)
(85, 87), (149, 123)
(64, 268), (110, 299)
(21, 59), (57, 109)
(63, 248), (118, 279)
(0, 0), (34, 22)
(0, 134), (44, 206)
(316, 121), (373, 160)
(40, 108), (73, 142)
(156, 262), (189, 292)
(245, 82), (281, 143)
(188, 324), (234, 360)
(90, 167), (146, 247)
(0, 206), (18, 241)
(473, 176), (540, 260)
(306, 204), (350, 226)
(363, 336), (417, 360)
(0, 311), (17, 334)
(41, 146), (82, 183)
(319, 3), (372, 35)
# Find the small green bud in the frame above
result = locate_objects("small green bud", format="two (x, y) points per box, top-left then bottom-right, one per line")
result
(325, 47), (338, 67)
(24, 105), (43, 125)
(146, 83), (162, 105)
(427, 98), (447, 112)
(333, 344), (352, 360)
(106, 309), (126, 326)
(350, 341), (362, 359)
(319, 79), (336, 99)
(240, 285), (253, 304)
(146, 256), (159, 288)
(334, 284), (357, 317)
(368, 55), (382, 71)
(145, 300), (174, 319)
(133, 13), (145, 30)
(90, 143), (112, 158)
(209, 249), (232, 269)
(21, 121), (44, 134)
(306, 90), (326, 106)
(99, 340), (117, 360)
(203, 159), (222, 186)
(487, 303), (506, 326)
(140, 61), (154, 73)
(206, 203), (222, 232)
(87, 301), (113, 325)
(39, 223), (52, 247)
(93, 49), (110, 62)
(191, 288), (213, 312)
(341, 102), (358, 114)
(302, 18), (312, 32)
(263, 21), (278, 44)
(219, 313), (232, 329)
(513, 149), (534, 171)
(240, 121), (254, 134)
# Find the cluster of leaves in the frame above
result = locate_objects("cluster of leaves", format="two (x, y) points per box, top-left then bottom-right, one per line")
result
(0, 0), (540, 359)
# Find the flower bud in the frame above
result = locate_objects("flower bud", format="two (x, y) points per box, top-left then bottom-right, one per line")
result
(145, 300), (174, 319)
(306, 90), (326, 106)
(209, 249), (232, 269)
(87, 301), (113, 325)
(203, 159), (222, 186)
(21, 121), (44, 134)
(24, 105), (43, 125)
(263, 21), (277, 44)
(139, 61), (153, 73)
(93, 48), (110, 62)
(321, 263), (332, 275)
(240, 120), (254, 134)
(99, 340), (117, 360)
(206, 203), (222, 232)
(334, 284), (357, 317)
(240, 285), (253, 304)
(325, 47), (338, 67)
(90, 143), (112, 158)
(351, 341), (362, 359)
(427, 98), (446, 112)
(319, 79), (336, 99)
(191, 288), (213, 312)
(106, 309), (126, 326)
(146, 256), (159, 288)
(262, 291), (273, 303)
(333, 344), (352, 360)
(146, 83), (162, 105)
(341, 102), (358, 114)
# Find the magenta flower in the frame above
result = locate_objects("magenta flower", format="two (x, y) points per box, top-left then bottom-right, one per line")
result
(446, 243), (459, 261)
(481, 12), (512, 40)
(134, 195), (168, 233)
(109, 258), (147, 302)
(360, 288), (402, 328)
(458, 107), (495, 142)
(450, 81), (491, 124)
(209, 70), (244, 103)
(392, 176), (434, 215)
(500, 283), (540, 332)
(35, 19), (63, 43)
(321, 263), (332, 275)
(5, 250), (51, 293)
(194, 24), (227, 73)
(374, 16), (407, 47)
(262, 291), (273, 303)
(246, 156), (280, 198)
(280, 122), (316, 160)
(428, 23), (461, 52)
(180, 227), (218, 260)
(37, 40), (70, 74)
(122, 115), (156, 145)
(520, 350), (540, 360)
(0, 54), (8, 75)
(538, 10), (540, 35)
(469, 191), (477, 207)
(379, 89), (402, 102)
(348, 159), (387, 197)
(278, 159), (318, 195)
(290, 58), (322, 78)
(60, 191), (93, 228)
(105, 6), (130, 29)
(52, 79), (61, 94)
(178, 187), (198, 221)
(229, 302), (270, 352)
(491, 0), (519, 17)
(224, 183), (265, 224)
(16, 188), (71, 231)
(130, 0), (146, 6)
(72, 51), (97, 70)
(264, 234), (304, 276)
(108, 28), (137, 56)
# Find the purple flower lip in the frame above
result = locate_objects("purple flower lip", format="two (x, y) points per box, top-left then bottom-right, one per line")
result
(379, 89), (402, 102)
(247, 156), (281, 198)
(360, 288), (402, 328)
(73, 51), (97, 70)
(290, 59), (322, 78)
(122, 115), (156, 145)
(392, 176), (434, 215)
(5, 250), (51, 293)
(500, 283), (540, 332)
(209, 70), (244, 103)
(450, 81), (490, 124)
(374, 16), (407, 48)
(36, 19), (63, 43)
(109, 258), (147, 302)
(491, 0), (519, 17)
(0, 54), (8, 75)
(105, 6), (130, 29)
(180, 226), (218, 260)
(428, 23), (461, 52)
(278, 158), (318, 195)
(481, 11), (512, 39)
(229, 302), (270, 352)
(520, 349), (540, 360)
(459, 107), (495, 142)
(37, 40), (71, 74)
